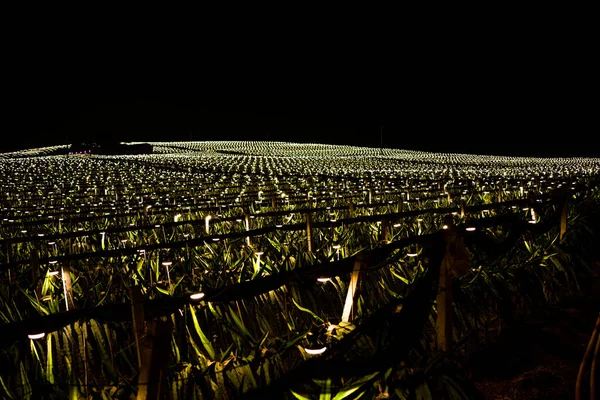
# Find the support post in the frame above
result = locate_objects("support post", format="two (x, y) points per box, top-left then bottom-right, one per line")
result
(6, 240), (14, 284)
(31, 247), (39, 284)
(436, 219), (471, 352)
(436, 245), (453, 352)
(380, 218), (390, 244)
(61, 261), (75, 311)
(341, 254), (367, 322)
(305, 213), (313, 253)
(560, 198), (568, 241)
(130, 286), (145, 367)
(245, 214), (251, 247)
(137, 317), (173, 400)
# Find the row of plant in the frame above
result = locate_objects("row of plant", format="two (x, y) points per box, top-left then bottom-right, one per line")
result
(0, 142), (598, 399)
(1, 188), (596, 398)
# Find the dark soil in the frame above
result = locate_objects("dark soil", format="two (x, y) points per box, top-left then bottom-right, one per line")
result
(466, 261), (600, 399)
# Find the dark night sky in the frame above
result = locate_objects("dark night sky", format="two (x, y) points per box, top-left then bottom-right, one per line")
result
(3, 19), (597, 158)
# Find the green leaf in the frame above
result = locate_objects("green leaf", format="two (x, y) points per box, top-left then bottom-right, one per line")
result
(220, 343), (234, 363)
(189, 305), (216, 359)
(332, 372), (379, 400)
(46, 332), (55, 384)
(156, 286), (171, 296)
(290, 389), (311, 400)
(292, 298), (324, 323)
(0, 376), (14, 399)
(415, 382), (432, 400)
(318, 378), (332, 400)
(228, 305), (253, 340)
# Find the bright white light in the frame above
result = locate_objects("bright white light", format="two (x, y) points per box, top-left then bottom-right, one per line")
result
(189, 292), (205, 300)
(466, 227), (476, 231)
(442, 225), (449, 229)
(304, 346), (327, 355)
(407, 253), (418, 257)
(317, 277), (331, 282)
(28, 332), (46, 340)
(162, 261), (173, 266)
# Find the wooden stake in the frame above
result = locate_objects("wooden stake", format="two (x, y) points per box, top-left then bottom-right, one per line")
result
(31, 247), (39, 284)
(436, 252), (453, 352)
(306, 213), (313, 253)
(436, 222), (470, 353)
(137, 317), (173, 400)
(341, 255), (367, 322)
(6, 240), (14, 284)
(436, 232), (454, 352)
(560, 198), (568, 241)
(130, 286), (145, 368)
(61, 262), (75, 311)
(245, 214), (251, 247)
(380, 218), (390, 244)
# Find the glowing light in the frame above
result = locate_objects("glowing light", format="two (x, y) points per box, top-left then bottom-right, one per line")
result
(162, 261), (173, 266)
(28, 332), (45, 340)
(48, 270), (59, 276)
(442, 225), (449, 229)
(407, 253), (418, 257)
(317, 277), (331, 282)
(189, 292), (205, 300)
(304, 346), (327, 355)
(466, 227), (476, 231)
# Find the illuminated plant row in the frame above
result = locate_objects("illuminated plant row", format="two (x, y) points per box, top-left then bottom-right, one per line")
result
(0, 142), (598, 399)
